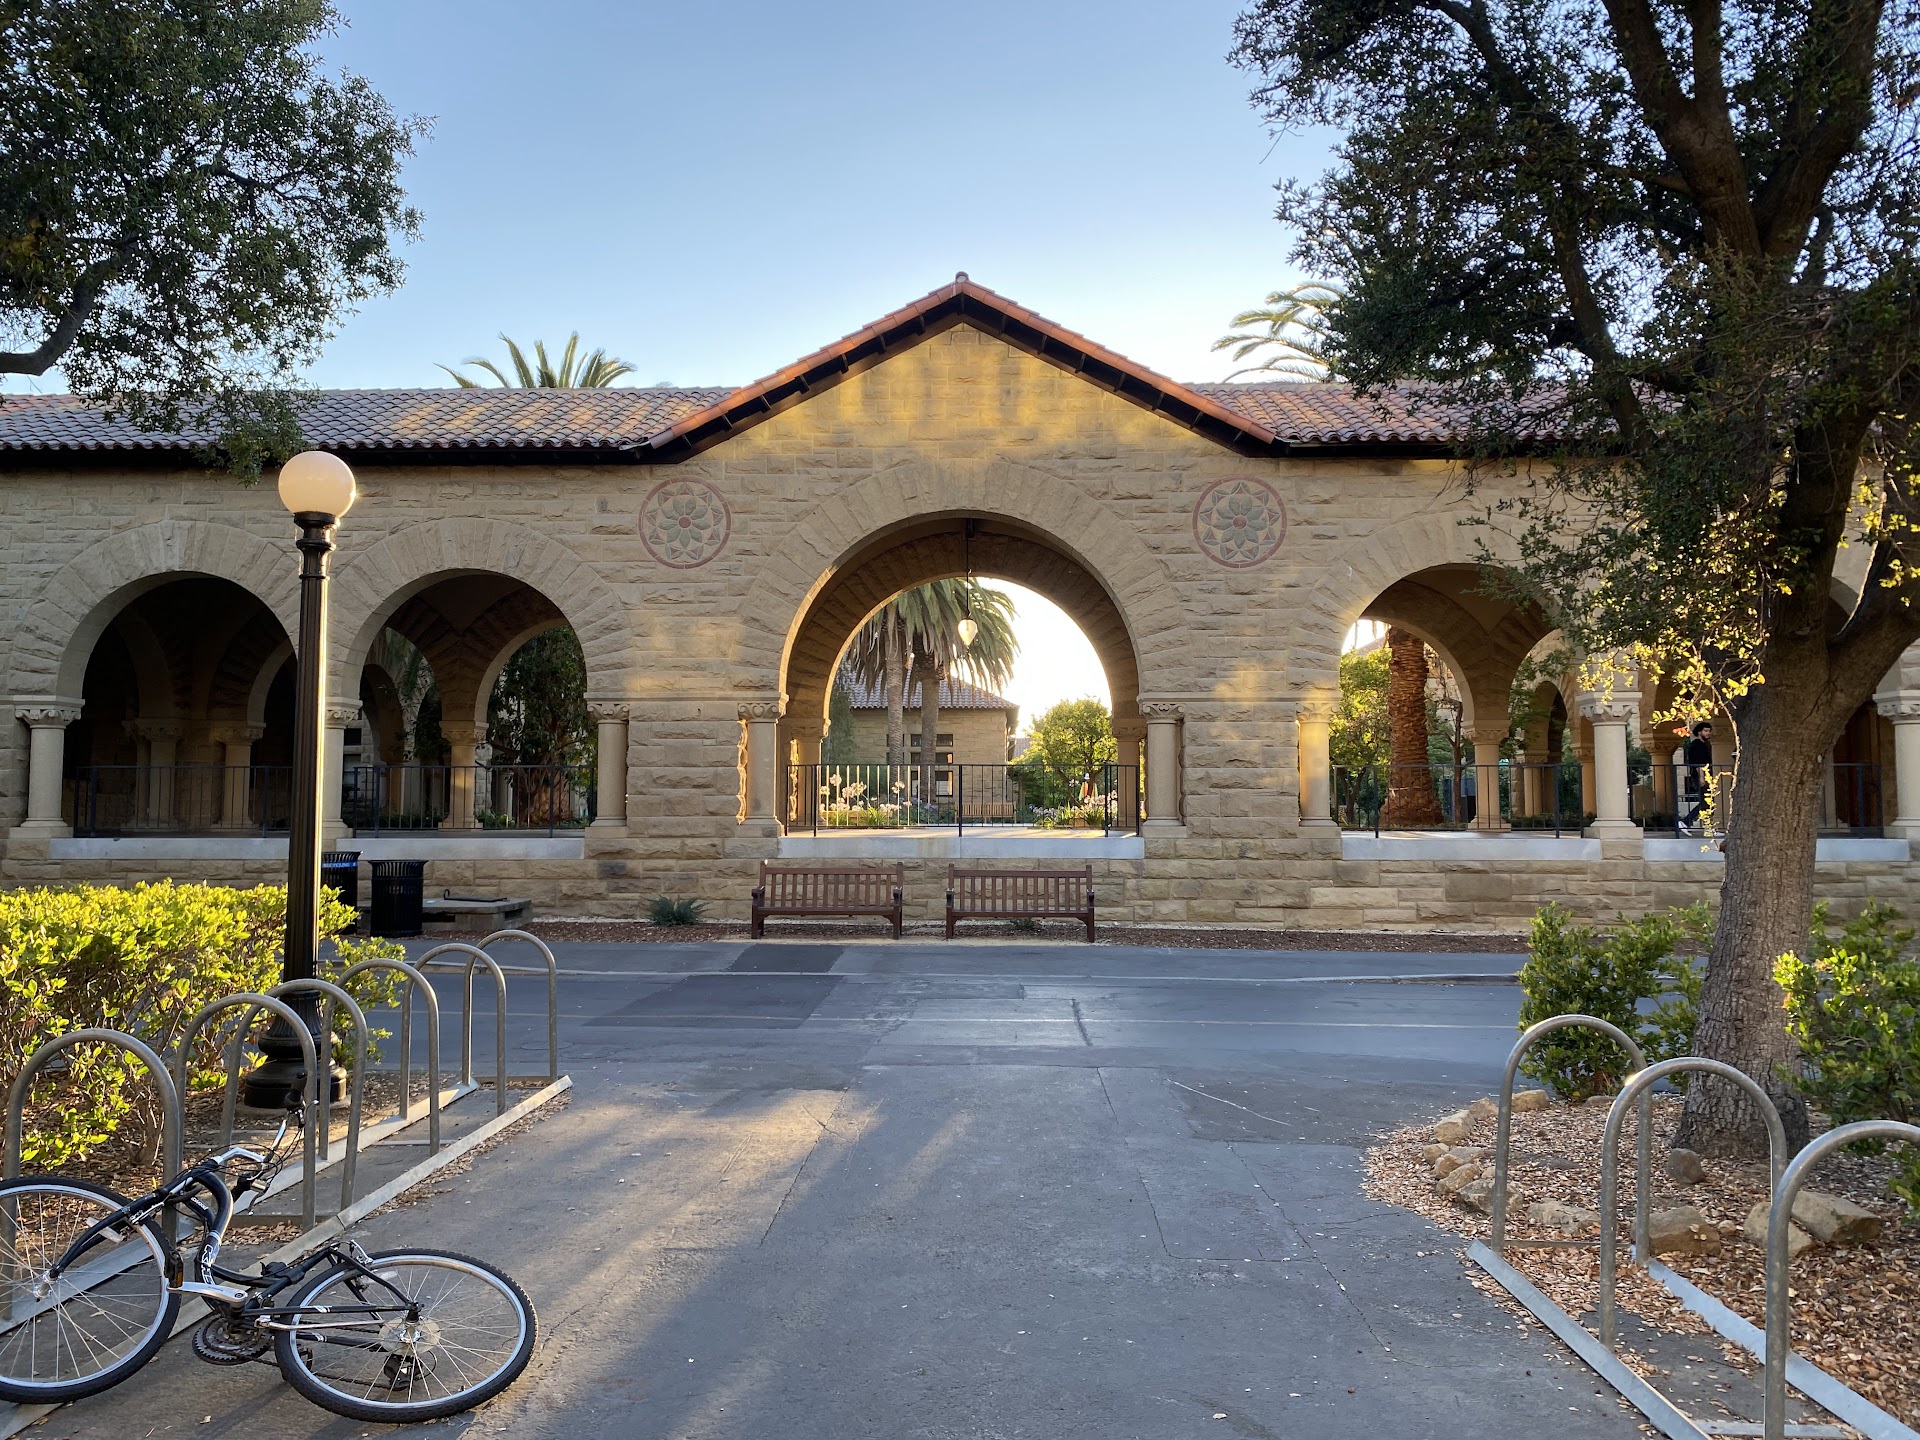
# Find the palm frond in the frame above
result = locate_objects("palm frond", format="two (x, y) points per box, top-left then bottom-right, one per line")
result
(439, 331), (639, 389)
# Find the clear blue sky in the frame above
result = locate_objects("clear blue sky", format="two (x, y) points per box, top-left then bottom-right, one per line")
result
(299, 0), (1331, 390)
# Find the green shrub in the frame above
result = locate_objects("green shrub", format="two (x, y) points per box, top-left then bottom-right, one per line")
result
(1777, 902), (1920, 1208)
(1, 881), (403, 1171)
(1516, 902), (1707, 1100)
(647, 895), (707, 927)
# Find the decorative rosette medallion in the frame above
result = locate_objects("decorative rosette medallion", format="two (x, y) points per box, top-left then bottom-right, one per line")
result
(639, 479), (731, 568)
(1192, 477), (1287, 568)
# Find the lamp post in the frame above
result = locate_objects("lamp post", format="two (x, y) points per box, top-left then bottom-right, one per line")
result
(240, 451), (356, 1109)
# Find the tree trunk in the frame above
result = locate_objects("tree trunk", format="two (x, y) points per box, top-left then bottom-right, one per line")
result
(1381, 628), (1445, 826)
(883, 612), (906, 766)
(1673, 687), (1824, 1158)
(920, 660), (945, 815)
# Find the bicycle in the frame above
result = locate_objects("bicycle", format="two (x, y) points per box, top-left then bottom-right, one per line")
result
(0, 1109), (536, 1422)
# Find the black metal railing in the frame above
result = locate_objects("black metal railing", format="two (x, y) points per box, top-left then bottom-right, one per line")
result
(1628, 759), (1883, 837)
(784, 763), (1142, 837)
(1332, 761), (1588, 837)
(70, 764), (295, 836)
(344, 763), (594, 835)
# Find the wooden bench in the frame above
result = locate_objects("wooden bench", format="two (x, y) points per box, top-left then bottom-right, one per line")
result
(751, 862), (904, 938)
(946, 865), (1095, 942)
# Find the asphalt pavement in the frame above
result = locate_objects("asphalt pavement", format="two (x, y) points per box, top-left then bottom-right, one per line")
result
(33, 939), (1646, 1439)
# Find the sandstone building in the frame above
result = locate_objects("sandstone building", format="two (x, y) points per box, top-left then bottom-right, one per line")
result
(3, 277), (1916, 927)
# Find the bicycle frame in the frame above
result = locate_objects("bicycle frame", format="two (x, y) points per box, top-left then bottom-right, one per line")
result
(41, 1146), (421, 1337)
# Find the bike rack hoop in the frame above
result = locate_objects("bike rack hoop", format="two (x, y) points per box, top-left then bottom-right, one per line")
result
(334, 955), (443, 1154)
(1597, 1056), (1788, 1349)
(477, 928), (559, 1084)
(4, 1028), (183, 1183)
(174, 992), (322, 1231)
(267, 977), (370, 1213)
(416, 942), (510, 1115)
(1764, 1119), (1920, 1440)
(1490, 1013), (1650, 1255)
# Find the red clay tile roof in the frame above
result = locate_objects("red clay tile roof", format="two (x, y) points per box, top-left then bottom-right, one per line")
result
(0, 279), (1485, 462)
(842, 676), (1017, 713)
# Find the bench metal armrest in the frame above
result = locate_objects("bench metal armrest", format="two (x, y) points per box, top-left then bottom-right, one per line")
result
(751, 886), (765, 902)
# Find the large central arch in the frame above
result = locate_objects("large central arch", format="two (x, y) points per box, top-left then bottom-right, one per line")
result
(739, 458), (1187, 710)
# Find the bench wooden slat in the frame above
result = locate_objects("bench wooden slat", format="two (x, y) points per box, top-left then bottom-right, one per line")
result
(752, 862), (904, 938)
(945, 865), (1095, 942)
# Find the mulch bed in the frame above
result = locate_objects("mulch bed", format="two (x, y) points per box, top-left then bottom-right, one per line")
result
(1366, 1095), (1918, 1426)
(523, 916), (1528, 953)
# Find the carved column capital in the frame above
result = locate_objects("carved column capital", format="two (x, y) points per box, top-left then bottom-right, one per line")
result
(439, 721), (482, 747)
(206, 723), (265, 746)
(1140, 702), (1184, 722)
(1576, 692), (1638, 724)
(325, 703), (363, 729)
(16, 702), (83, 729)
(1876, 690), (1920, 720)
(738, 701), (784, 721)
(1296, 698), (1339, 726)
(587, 700), (631, 724)
(129, 718), (186, 742)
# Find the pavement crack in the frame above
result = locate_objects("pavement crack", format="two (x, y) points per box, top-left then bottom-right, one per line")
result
(1169, 1078), (1305, 1127)
(759, 1089), (851, 1246)
(1071, 997), (1093, 1046)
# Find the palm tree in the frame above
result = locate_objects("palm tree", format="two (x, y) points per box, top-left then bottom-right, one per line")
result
(439, 333), (636, 388)
(841, 582), (1019, 794)
(1212, 281), (1344, 381)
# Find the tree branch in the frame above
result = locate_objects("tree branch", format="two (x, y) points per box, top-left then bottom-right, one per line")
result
(0, 260), (116, 376)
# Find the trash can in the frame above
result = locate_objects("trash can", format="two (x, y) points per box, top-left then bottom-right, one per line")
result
(369, 858), (427, 938)
(320, 850), (361, 913)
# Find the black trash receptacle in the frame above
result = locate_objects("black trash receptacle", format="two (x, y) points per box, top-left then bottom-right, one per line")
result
(320, 850), (361, 914)
(369, 859), (427, 938)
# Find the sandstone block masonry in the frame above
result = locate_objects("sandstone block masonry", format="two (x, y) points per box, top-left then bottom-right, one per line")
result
(6, 286), (1920, 928)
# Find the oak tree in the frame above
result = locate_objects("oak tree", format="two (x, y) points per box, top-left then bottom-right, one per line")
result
(1235, 0), (1920, 1154)
(0, 0), (424, 472)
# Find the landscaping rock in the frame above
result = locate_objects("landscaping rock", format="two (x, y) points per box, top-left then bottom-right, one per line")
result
(1527, 1200), (1600, 1237)
(1511, 1088), (1553, 1113)
(1466, 1096), (1498, 1126)
(1432, 1110), (1474, 1144)
(1584, 1094), (1617, 1110)
(1455, 1176), (1497, 1214)
(1664, 1148), (1708, 1186)
(1420, 1143), (1450, 1163)
(1647, 1205), (1721, 1256)
(1437, 1160), (1485, 1196)
(1791, 1189), (1885, 1246)
(1448, 1145), (1487, 1163)
(1434, 1152), (1466, 1179)
(1744, 1201), (1815, 1258)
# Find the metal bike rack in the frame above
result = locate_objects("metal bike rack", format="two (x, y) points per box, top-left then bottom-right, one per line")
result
(1597, 1056), (1787, 1347)
(334, 955), (444, 1154)
(266, 978), (369, 1211)
(417, 942), (511, 1115)
(478, 928), (560, 1084)
(1764, 1120), (1920, 1440)
(174, 993), (322, 1231)
(1489, 1013), (1650, 1254)
(4, 1029), (183, 1184)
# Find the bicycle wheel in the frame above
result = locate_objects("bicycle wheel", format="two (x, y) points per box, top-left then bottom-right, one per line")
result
(273, 1248), (535, 1422)
(0, 1176), (177, 1402)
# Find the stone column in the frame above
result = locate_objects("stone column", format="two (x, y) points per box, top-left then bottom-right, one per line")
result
(1577, 693), (1642, 847)
(1141, 702), (1185, 836)
(1465, 728), (1509, 832)
(1296, 699), (1337, 831)
(15, 702), (82, 836)
(210, 724), (263, 831)
(1577, 735), (1599, 820)
(132, 720), (184, 828)
(1875, 691), (1920, 841)
(589, 701), (630, 830)
(1110, 716), (1145, 773)
(441, 720), (481, 830)
(739, 702), (783, 828)
(321, 703), (360, 840)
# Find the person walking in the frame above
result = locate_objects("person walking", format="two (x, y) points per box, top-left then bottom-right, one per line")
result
(1681, 720), (1714, 833)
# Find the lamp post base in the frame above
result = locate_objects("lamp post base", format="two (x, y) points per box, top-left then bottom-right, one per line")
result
(238, 1019), (345, 1109)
